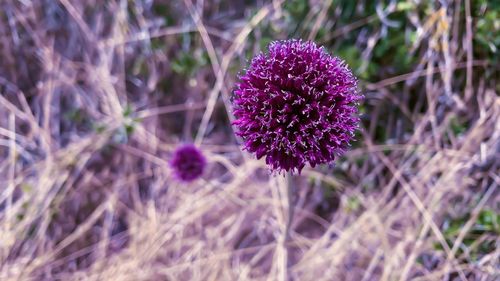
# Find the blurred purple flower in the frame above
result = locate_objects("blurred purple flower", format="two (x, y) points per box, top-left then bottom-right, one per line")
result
(232, 39), (362, 174)
(170, 144), (206, 182)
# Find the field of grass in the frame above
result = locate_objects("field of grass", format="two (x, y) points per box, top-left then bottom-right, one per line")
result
(0, 0), (498, 280)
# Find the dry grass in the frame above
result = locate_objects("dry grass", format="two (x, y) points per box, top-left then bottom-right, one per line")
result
(0, 1), (498, 280)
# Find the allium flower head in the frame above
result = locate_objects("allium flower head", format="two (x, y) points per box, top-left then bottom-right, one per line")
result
(170, 144), (206, 182)
(232, 39), (361, 174)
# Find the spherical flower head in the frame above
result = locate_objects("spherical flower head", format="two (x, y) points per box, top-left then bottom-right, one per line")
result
(232, 39), (362, 174)
(170, 144), (206, 182)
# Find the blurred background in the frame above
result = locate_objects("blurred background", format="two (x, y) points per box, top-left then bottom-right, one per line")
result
(0, 0), (498, 280)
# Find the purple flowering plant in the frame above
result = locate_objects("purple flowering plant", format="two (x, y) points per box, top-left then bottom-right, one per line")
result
(170, 144), (207, 182)
(232, 39), (361, 174)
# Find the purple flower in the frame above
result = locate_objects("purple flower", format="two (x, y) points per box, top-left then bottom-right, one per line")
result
(170, 144), (206, 182)
(232, 39), (361, 174)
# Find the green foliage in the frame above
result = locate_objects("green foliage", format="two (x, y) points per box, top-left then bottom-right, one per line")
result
(171, 51), (209, 77)
(344, 196), (361, 213)
(337, 46), (362, 72)
(93, 104), (141, 144)
(436, 209), (499, 261)
(93, 123), (107, 134)
(320, 0), (413, 81)
(475, 9), (500, 54)
(449, 115), (467, 136)
(259, 36), (273, 51)
(65, 108), (85, 123)
(171, 52), (198, 76)
(120, 104), (141, 143)
(152, 3), (176, 26)
(283, 0), (309, 21)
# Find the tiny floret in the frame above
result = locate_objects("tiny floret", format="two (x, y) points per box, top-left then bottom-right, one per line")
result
(232, 39), (361, 174)
(170, 144), (206, 182)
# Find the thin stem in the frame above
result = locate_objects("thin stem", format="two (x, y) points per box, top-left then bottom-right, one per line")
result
(284, 172), (295, 240)
(279, 171), (295, 281)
